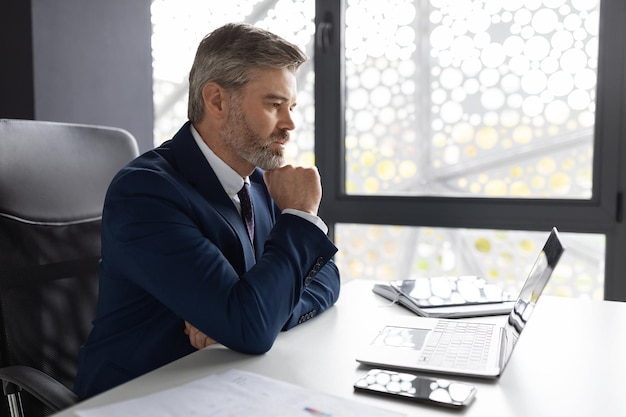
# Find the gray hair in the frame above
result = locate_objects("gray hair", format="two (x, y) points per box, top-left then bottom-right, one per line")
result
(187, 23), (307, 123)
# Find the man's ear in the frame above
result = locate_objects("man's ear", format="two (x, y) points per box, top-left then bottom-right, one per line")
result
(201, 82), (228, 119)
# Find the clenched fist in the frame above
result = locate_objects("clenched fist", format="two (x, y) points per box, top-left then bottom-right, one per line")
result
(263, 165), (322, 215)
(184, 321), (217, 350)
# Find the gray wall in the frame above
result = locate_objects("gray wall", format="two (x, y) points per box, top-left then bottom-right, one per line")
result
(1, 0), (154, 152)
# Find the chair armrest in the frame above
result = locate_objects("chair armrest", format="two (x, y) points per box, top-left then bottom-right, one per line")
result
(0, 365), (79, 412)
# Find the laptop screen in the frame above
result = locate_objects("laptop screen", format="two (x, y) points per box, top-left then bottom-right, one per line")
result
(500, 227), (565, 368)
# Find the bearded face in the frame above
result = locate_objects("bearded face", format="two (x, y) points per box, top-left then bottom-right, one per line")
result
(220, 96), (289, 171)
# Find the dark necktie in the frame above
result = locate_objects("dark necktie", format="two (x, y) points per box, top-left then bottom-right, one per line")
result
(237, 182), (254, 244)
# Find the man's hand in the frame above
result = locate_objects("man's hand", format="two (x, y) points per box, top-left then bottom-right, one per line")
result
(184, 321), (217, 350)
(263, 165), (322, 215)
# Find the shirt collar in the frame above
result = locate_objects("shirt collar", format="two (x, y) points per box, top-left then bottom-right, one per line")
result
(189, 124), (248, 198)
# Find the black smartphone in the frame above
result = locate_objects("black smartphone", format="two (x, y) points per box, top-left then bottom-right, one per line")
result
(354, 369), (476, 408)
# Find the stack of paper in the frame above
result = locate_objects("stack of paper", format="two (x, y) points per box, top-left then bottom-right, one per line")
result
(76, 369), (405, 417)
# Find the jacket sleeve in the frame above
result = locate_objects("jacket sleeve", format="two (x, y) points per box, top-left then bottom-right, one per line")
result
(102, 164), (340, 355)
(281, 257), (340, 330)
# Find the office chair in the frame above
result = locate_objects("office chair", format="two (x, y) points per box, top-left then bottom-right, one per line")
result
(0, 119), (139, 417)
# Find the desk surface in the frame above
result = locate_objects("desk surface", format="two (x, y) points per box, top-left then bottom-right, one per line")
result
(56, 280), (626, 417)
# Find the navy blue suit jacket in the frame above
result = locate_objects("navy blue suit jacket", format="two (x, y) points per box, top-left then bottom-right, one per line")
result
(74, 122), (340, 399)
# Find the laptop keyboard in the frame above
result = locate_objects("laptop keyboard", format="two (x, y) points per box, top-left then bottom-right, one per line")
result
(419, 320), (494, 370)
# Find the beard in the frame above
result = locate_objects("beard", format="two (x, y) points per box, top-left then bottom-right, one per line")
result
(220, 102), (289, 171)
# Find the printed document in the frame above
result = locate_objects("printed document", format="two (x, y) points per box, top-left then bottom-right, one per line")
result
(76, 369), (405, 417)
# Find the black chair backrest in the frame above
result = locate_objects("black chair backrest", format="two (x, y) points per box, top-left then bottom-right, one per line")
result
(0, 119), (138, 413)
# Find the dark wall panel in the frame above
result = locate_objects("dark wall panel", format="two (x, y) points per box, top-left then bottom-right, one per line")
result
(0, 2), (35, 120)
(1, 0), (154, 152)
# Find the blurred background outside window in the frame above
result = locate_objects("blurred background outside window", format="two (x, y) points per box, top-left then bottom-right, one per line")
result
(151, 0), (604, 300)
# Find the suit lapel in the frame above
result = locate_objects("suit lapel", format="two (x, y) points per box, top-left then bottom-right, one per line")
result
(167, 122), (256, 270)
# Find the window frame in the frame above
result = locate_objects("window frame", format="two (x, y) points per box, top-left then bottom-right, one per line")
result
(314, 0), (626, 301)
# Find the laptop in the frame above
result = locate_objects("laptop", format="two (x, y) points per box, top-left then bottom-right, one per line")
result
(356, 227), (565, 379)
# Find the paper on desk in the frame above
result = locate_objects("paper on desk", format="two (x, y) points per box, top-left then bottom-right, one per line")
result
(76, 369), (405, 417)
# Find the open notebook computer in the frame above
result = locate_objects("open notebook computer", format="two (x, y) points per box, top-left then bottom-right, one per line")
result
(356, 227), (565, 379)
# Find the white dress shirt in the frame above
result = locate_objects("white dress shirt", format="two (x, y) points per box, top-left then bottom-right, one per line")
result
(190, 125), (328, 234)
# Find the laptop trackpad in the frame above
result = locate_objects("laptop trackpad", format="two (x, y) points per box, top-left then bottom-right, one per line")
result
(371, 326), (430, 350)
(356, 326), (430, 368)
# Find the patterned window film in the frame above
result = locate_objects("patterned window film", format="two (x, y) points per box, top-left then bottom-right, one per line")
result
(336, 224), (604, 299)
(151, 0), (604, 298)
(344, 0), (599, 198)
(338, 0), (604, 297)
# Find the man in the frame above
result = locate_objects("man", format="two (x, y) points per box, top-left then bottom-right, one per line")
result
(74, 23), (341, 399)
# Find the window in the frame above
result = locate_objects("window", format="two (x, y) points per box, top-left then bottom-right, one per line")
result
(151, 0), (626, 301)
(343, 0), (598, 199)
(315, 0), (626, 301)
(331, 0), (605, 299)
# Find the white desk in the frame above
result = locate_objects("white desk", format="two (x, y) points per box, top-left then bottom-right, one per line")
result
(55, 280), (626, 416)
